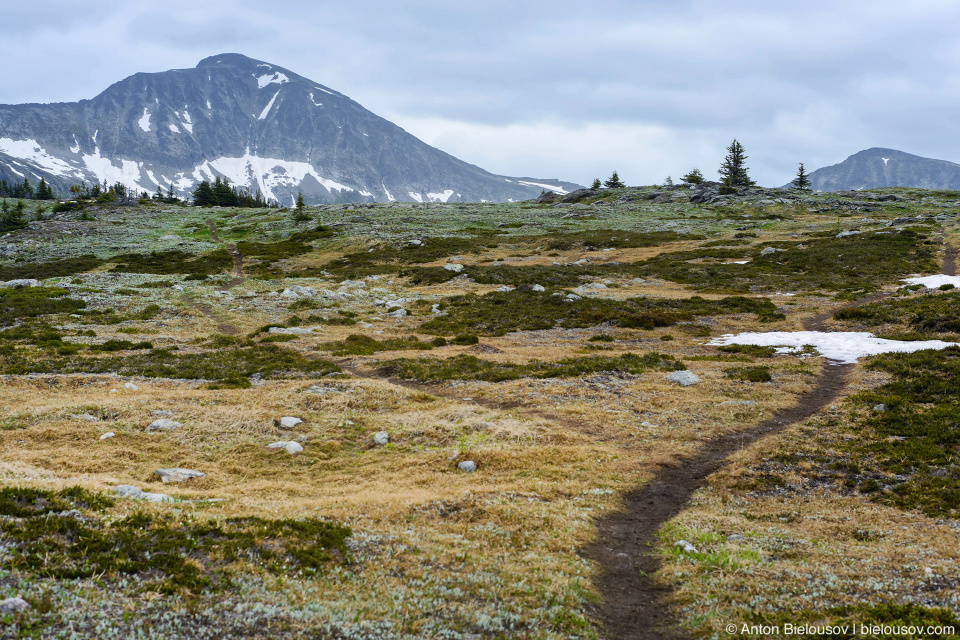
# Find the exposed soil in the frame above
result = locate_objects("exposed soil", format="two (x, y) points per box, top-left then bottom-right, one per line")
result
(205, 219), (245, 280)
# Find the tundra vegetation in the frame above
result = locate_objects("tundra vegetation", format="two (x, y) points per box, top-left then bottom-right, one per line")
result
(1, 184), (959, 638)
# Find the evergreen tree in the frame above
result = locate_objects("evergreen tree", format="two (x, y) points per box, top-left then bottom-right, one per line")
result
(590, 178), (602, 190)
(718, 139), (753, 190)
(792, 162), (811, 190)
(34, 178), (54, 200)
(293, 192), (309, 221)
(603, 171), (625, 189)
(0, 200), (27, 232)
(192, 181), (216, 207)
(664, 176), (674, 187)
(681, 168), (704, 184)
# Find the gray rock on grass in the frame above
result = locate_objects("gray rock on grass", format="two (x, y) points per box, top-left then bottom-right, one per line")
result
(444, 263), (464, 273)
(147, 419), (183, 431)
(267, 441), (303, 454)
(99, 432), (116, 440)
(0, 597), (30, 613)
(154, 468), (206, 483)
(372, 431), (390, 445)
(2, 279), (40, 288)
(457, 460), (477, 473)
(276, 416), (303, 429)
(666, 370), (700, 386)
(114, 484), (179, 503)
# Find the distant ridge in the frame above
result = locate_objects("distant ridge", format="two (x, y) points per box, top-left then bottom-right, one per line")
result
(0, 53), (581, 204)
(800, 148), (960, 192)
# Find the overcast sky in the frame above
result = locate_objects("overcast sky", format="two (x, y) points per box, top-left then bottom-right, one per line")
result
(2, 0), (958, 187)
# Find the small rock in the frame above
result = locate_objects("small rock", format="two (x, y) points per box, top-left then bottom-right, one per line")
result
(267, 441), (303, 454)
(674, 539), (698, 554)
(443, 263), (464, 272)
(304, 385), (340, 394)
(924, 567), (935, 576)
(2, 278), (40, 288)
(158, 234), (180, 241)
(72, 413), (99, 422)
(99, 432), (116, 440)
(387, 308), (407, 318)
(837, 230), (861, 238)
(666, 370), (700, 386)
(431, 304), (443, 314)
(564, 294), (581, 301)
(530, 284), (546, 292)
(154, 468), (206, 483)
(172, 284), (185, 291)
(276, 416), (303, 429)
(269, 326), (313, 335)
(760, 247), (785, 256)
(719, 400), (757, 406)
(280, 288), (299, 299)
(0, 597), (31, 613)
(457, 460), (477, 473)
(373, 431), (390, 445)
(872, 403), (888, 412)
(147, 419), (183, 431)
(109, 389), (118, 394)
(587, 282), (607, 289)
(727, 534), (745, 542)
(114, 484), (179, 503)
(495, 286), (515, 292)
(640, 421), (657, 428)
(123, 382), (138, 390)
(152, 410), (175, 417)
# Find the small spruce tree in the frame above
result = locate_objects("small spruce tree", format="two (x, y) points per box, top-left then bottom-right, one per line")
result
(664, 176), (674, 187)
(590, 178), (601, 190)
(293, 192), (309, 221)
(792, 162), (811, 190)
(603, 171), (625, 189)
(0, 200), (27, 232)
(718, 139), (753, 192)
(681, 168), (704, 184)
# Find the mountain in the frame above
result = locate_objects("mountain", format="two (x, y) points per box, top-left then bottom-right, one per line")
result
(0, 54), (579, 205)
(802, 147), (960, 192)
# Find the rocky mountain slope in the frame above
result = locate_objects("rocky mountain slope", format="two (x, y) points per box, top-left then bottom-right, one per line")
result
(0, 53), (579, 204)
(803, 147), (960, 192)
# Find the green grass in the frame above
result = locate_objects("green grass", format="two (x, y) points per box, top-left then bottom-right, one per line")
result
(317, 334), (435, 356)
(832, 347), (960, 518)
(724, 365), (772, 382)
(420, 290), (783, 337)
(109, 249), (233, 275)
(377, 352), (684, 382)
(835, 290), (960, 333)
(0, 255), (104, 281)
(0, 286), (85, 326)
(0, 486), (351, 596)
(718, 344), (778, 357)
(1, 343), (341, 388)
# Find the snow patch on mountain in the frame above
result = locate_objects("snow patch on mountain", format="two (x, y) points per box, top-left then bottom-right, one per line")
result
(257, 72), (289, 89)
(138, 108), (152, 132)
(309, 93), (323, 107)
(427, 189), (455, 203)
(0, 138), (81, 178)
(169, 124), (180, 133)
(259, 91), (280, 120)
(517, 180), (568, 195)
(408, 192), (423, 203)
(382, 183), (395, 202)
(194, 152), (354, 201)
(82, 147), (147, 191)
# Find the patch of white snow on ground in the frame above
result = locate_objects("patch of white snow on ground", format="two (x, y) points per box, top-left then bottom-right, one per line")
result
(168, 124), (180, 133)
(206, 100), (212, 110)
(257, 72), (289, 88)
(309, 92), (323, 107)
(0, 138), (81, 177)
(882, 157), (890, 165)
(427, 189), (455, 203)
(70, 136), (80, 154)
(181, 108), (193, 133)
(314, 86), (336, 96)
(359, 190), (373, 197)
(382, 184), (395, 202)
(258, 91), (280, 120)
(408, 192), (424, 203)
(518, 180), (569, 195)
(138, 108), (151, 132)
(902, 274), (960, 289)
(81, 147), (147, 192)
(709, 331), (959, 365)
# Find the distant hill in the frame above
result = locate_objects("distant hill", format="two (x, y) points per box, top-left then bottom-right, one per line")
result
(800, 148), (960, 192)
(0, 53), (580, 205)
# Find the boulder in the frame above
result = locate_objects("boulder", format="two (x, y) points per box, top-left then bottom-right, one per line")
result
(666, 371), (700, 386)
(2, 279), (40, 288)
(560, 188), (596, 203)
(279, 288), (299, 299)
(114, 484), (179, 503)
(372, 431), (390, 445)
(154, 468), (206, 483)
(457, 460), (477, 473)
(147, 419), (183, 431)
(266, 441), (303, 454)
(387, 308), (407, 318)
(0, 597), (31, 614)
(269, 326), (313, 335)
(536, 191), (562, 203)
(443, 263), (464, 273)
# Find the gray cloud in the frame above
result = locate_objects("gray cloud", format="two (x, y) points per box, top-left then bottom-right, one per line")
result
(2, 0), (958, 186)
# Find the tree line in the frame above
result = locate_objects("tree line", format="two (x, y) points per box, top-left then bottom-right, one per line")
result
(0, 177), (55, 200)
(192, 176), (277, 208)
